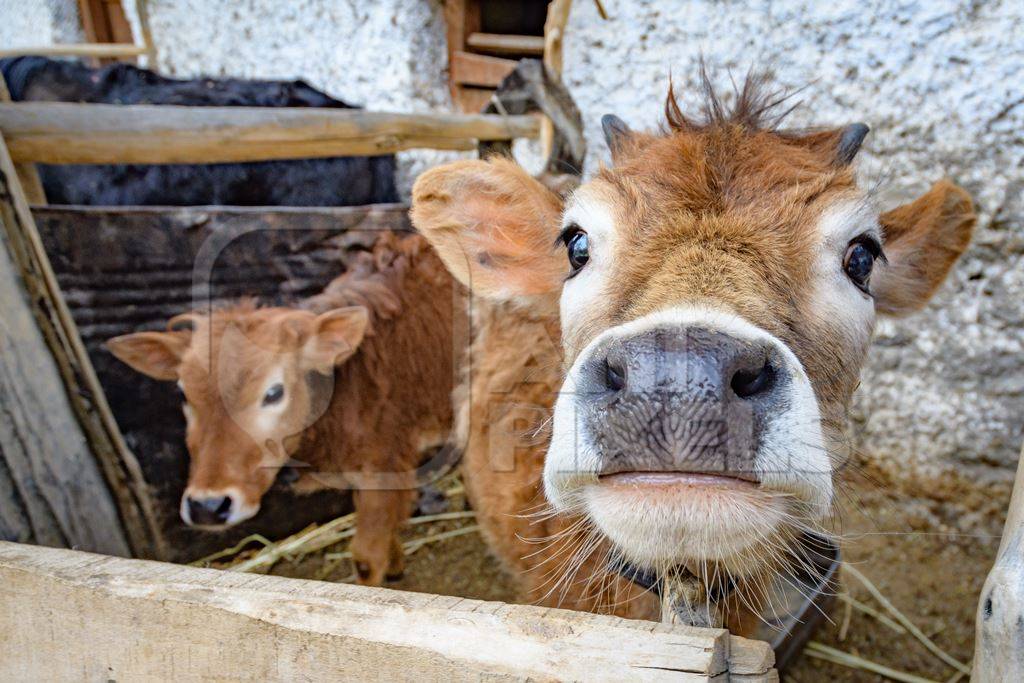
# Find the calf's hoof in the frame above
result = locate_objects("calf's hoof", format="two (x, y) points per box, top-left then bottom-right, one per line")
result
(355, 560), (373, 584)
(385, 569), (405, 582)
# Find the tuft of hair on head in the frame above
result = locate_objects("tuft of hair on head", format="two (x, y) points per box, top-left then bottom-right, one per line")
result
(663, 59), (803, 134)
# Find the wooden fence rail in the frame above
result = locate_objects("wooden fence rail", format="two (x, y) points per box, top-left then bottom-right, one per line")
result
(0, 103), (541, 164)
(0, 542), (776, 681)
(0, 44), (148, 59)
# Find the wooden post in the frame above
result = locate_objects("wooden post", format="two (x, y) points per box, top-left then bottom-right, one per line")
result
(973, 441), (1024, 681)
(0, 189), (127, 556)
(543, 0), (573, 77)
(541, 0), (573, 163)
(135, 0), (157, 67)
(0, 542), (777, 681)
(76, 0), (137, 65)
(0, 134), (161, 558)
(661, 574), (725, 630)
(443, 0), (481, 111)
(0, 44), (147, 60)
(0, 73), (45, 205)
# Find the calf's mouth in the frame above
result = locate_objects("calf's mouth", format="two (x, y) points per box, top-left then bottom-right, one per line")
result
(544, 307), (834, 571)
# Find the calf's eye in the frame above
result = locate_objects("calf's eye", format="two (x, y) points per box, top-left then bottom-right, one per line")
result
(262, 383), (285, 406)
(560, 225), (590, 275)
(843, 237), (881, 293)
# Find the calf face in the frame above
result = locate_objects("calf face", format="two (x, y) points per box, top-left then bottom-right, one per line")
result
(108, 304), (367, 528)
(412, 79), (975, 584)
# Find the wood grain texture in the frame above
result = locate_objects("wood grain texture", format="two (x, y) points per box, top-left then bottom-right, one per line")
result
(0, 542), (779, 681)
(451, 50), (518, 88)
(455, 86), (495, 114)
(467, 32), (545, 55)
(0, 135), (160, 558)
(0, 189), (127, 555)
(729, 635), (779, 681)
(0, 103), (540, 164)
(0, 44), (147, 59)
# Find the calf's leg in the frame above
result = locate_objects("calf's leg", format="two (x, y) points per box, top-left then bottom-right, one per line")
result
(350, 487), (415, 586)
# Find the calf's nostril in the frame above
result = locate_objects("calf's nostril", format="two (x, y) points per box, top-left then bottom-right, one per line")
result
(186, 495), (234, 525)
(213, 496), (232, 519)
(604, 358), (626, 392)
(730, 360), (774, 398)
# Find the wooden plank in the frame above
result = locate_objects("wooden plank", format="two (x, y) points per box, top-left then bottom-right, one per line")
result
(0, 134), (162, 558)
(0, 541), (749, 681)
(0, 44), (147, 59)
(973, 440), (1024, 680)
(135, 0), (157, 66)
(730, 635), (779, 680)
(456, 86), (495, 114)
(0, 198), (128, 555)
(467, 32), (545, 55)
(0, 103), (541, 164)
(451, 50), (518, 88)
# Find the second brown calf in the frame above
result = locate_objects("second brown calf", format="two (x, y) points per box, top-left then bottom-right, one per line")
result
(108, 232), (457, 585)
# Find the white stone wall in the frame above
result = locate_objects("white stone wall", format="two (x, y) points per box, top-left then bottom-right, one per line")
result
(2, 0), (1021, 488)
(0, 0), (83, 47)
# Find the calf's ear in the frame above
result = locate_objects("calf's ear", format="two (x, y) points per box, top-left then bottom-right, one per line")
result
(411, 157), (566, 299)
(106, 330), (191, 380)
(872, 179), (976, 316)
(304, 306), (369, 373)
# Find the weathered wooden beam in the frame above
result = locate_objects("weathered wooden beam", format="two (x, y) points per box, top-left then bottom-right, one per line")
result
(973, 441), (1024, 681)
(0, 134), (161, 558)
(466, 32), (546, 56)
(0, 541), (777, 681)
(0, 43), (147, 59)
(0, 103), (541, 164)
(135, 0), (158, 67)
(0, 191), (127, 555)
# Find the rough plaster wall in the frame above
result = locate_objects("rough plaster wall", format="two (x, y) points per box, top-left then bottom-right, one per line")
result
(122, 0), (465, 196)
(0, 0), (83, 47)
(562, 0), (1024, 487)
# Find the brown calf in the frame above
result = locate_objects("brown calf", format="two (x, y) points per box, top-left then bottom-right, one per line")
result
(108, 232), (457, 585)
(412, 73), (976, 629)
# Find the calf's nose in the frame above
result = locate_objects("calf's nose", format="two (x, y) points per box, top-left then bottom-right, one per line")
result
(591, 326), (778, 403)
(576, 325), (787, 476)
(185, 495), (234, 526)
